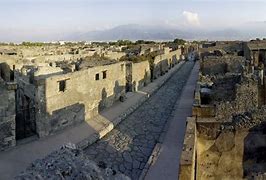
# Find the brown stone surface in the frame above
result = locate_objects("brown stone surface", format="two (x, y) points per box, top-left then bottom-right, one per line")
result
(215, 131), (235, 152)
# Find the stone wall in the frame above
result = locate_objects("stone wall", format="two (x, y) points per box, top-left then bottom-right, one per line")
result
(0, 82), (16, 151)
(196, 123), (246, 180)
(29, 54), (84, 63)
(153, 49), (181, 79)
(181, 109), (266, 180)
(196, 108), (266, 180)
(192, 74), (259, 120)
(153, 59), (168, 79)
(35, 62), (126, 137)
(27, 51), (123, 64)
(192, 105), (216, 118)
(104, 51), (125, 60)
(180, 48), (266, 179)
(215, 77), (259, 121)
(201, 56), (244, 75)
(179, 117), (197, 180)
(131, 61), (151, 91)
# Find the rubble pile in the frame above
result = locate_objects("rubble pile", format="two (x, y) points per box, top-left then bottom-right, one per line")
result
(16, 145), (130, 180)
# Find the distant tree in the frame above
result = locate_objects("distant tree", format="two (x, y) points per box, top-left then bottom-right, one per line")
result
(109, 41), (116, 46)
(91, 42), (108, 46)
(117, 40), (133, 46)
(135, 40), (155, 45)
(135, 40), (145, 44)
(22, 42), (45, 46)
(173, 38), (186, 45)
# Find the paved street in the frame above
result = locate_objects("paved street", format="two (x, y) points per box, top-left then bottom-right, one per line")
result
(83, 61), (195, 179)
(144, 61), (199, 180)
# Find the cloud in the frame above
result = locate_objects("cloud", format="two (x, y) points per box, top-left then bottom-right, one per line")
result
(182, 11), (200, 26)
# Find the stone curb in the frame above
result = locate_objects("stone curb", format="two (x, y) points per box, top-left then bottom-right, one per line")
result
(76, 61), (186, 150)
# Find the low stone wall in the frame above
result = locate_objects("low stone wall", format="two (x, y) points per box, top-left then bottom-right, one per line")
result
(179, 117), (245, 180)
(192, 105), (216, 118)
(179, 117), (196, 180)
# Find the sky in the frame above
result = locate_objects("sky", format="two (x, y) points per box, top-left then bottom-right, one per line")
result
(1, 0), (266, 41)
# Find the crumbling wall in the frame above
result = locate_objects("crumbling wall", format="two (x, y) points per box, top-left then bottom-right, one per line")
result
(131, 60), (151, 91)
(35, 62), (126, 137)
(185, 48), (266, 180)
(201, 56), (244, 75)
(201, 59), (227, 75)
(196, 107), (266, 180)
(0, 82), (16, 151)
(215, 77), (259, 121)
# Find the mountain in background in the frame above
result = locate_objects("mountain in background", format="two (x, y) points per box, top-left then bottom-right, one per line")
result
(66, 24), (254, 41)
(1, 23), (266, 42)
(67, 24), (193, 41)
(66, 24), (262, 42)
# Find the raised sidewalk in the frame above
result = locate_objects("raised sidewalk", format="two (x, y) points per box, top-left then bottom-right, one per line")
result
(0, 61), (185, 180)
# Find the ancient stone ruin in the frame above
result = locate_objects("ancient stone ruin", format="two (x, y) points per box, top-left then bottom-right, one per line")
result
(179, 40), (266, 180)
(0, 42), (183, 149)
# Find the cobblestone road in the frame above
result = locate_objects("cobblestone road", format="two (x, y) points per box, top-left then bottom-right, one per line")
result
(83, 61), (195, 179)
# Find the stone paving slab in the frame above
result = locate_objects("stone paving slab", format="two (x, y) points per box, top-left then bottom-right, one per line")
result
(0, 61), (185, 180)
(142, 61), (199, 180)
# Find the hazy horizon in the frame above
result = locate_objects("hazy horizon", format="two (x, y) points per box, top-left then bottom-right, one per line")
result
(1, 0), (266, 42)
